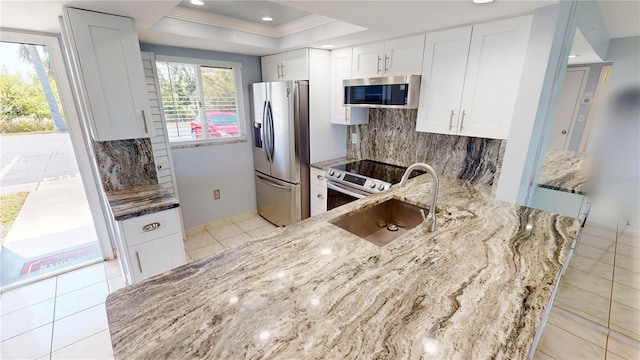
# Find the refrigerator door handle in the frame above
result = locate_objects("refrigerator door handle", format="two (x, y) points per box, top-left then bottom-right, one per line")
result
(256, 173), (291, 191)
(262, 100), (271, 163)
(266, 101), (275, 161)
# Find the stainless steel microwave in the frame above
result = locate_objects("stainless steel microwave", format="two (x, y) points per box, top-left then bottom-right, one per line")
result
(343, 75), (421, 109)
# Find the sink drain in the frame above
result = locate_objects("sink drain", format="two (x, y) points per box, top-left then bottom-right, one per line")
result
(386, 224), (399, 232)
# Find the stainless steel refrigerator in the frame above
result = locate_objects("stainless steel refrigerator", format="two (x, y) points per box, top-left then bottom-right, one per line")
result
(251, 81), (310, 226)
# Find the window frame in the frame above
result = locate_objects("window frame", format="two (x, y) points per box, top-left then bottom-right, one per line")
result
(155, 55), (247, 148)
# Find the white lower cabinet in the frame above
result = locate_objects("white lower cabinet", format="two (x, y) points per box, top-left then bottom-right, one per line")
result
(115, 208), (186, 284)
(310, 167), (327, 216)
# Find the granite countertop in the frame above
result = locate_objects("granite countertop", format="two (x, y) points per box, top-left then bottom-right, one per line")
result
(106, 184), (180, 221)
(538, 150), (590, 195)
(310, 157), (355, 170)
(106, 176), (578, 359)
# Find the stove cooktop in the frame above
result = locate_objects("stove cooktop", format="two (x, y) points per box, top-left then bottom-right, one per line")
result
(331, 160), (424, 185)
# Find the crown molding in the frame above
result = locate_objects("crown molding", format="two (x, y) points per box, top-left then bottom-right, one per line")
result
(166, 6), (336, 39)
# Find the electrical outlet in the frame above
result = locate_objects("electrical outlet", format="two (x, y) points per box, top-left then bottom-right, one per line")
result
(213, 189), (221, 200)
(351, 133), (360, 144)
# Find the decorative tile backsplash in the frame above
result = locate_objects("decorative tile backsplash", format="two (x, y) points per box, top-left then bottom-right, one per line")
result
(92, 138), (158, 191)
(346, 109), (506, 186)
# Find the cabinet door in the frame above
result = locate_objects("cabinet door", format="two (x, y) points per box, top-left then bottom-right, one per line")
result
(281, 48), (309, 80)
(458, 15), (533, 139)
(331, 48), (350, 124)
(261, 54), (282, 82)
(416, 27), (471, 134)
(129, 233), (186, 282)
(64, 8), (152, 141)
(384, 35), (425, 75)
(351, 42), (385, 78)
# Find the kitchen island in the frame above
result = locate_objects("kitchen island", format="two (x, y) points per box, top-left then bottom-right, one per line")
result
(106, 175), (578, 359)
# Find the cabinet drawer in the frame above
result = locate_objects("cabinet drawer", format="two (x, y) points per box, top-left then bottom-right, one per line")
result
(120, 208), (181, 247)
(311, 184), (327, 210)
(129, 232), (186, 282)
(311, 167), (327, 187)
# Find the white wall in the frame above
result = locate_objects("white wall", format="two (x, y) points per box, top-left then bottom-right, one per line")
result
(140, 44), (261, 228)
(496, 3), (574, 204)
(497, 1), (612, 205)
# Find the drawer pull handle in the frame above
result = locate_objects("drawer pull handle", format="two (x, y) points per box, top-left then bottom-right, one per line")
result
(143, 222), (161, 232)
(317, 194), (325, 200)
(135, 251), (143, 273)
(316, 175), (324, 180)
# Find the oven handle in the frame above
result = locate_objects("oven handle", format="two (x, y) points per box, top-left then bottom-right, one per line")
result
(327, 182), (368, 199)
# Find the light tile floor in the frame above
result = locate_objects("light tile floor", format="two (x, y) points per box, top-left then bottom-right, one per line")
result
(0, 261), (123, 359)
(534, 219), (640, 359)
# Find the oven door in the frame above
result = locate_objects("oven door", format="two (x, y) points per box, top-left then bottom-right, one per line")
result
(326, 181), (371, 210)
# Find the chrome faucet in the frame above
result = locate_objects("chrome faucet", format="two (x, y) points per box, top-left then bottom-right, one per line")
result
(399, 163), (439, 232)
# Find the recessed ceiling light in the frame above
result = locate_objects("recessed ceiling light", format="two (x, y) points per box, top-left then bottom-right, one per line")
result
(321, 44), (335, 49)
(568, 54), (578, 59)
(190, 0), (204, 5)
(473, 0), (494, 3)
(261, 16), (273, 22)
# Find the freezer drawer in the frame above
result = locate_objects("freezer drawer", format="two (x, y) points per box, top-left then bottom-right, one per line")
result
(255, 171), (302, 226)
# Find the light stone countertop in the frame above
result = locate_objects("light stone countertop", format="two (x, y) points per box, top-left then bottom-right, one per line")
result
(106, 184), (179, 221)
(538, 150), (590, 195)
(310, 157), (355, 170)
(106, 175), (578, 359)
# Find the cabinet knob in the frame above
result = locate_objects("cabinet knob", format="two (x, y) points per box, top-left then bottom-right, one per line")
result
(561, 130), (568, 134)
(316, 175), (324, 180)
(317, 194), (325, 200)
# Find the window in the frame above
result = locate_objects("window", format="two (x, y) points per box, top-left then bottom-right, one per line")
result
(155, 56), (245, 143)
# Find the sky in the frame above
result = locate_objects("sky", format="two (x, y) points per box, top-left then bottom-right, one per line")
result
(0, 41), (45, 80)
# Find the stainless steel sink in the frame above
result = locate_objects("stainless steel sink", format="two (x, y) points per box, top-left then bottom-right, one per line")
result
(331, 198), (429, 247)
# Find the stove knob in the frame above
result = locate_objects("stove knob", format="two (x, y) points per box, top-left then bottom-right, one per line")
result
(378, 184), (385, 191)
(336, 172), (342, 178)
(328, 170), (335, 176)
(369, 182), (376, 189)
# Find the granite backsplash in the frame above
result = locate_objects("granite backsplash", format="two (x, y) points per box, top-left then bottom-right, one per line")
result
(346, 109), (506, 187)
(92, 138), (158, 191)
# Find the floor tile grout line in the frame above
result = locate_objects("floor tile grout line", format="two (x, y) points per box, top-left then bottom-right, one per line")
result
(50, 328), (110, 357)
(48, 303), (109, 354)
(544, 321), (608, 355)
(48, 276), (58, 359)
(603, 220), (620, 355)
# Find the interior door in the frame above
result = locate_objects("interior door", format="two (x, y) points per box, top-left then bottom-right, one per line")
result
(268, 81), (299, 183)
(255, 171), (301, 226)
(547, 68), (590, 150)
(251, 83), (270, 175)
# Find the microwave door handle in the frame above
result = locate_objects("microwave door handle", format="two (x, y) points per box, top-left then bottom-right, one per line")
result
(327, 182), (367, 199)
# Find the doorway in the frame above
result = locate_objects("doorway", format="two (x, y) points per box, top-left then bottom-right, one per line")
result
(0, 32), (111, 291)
(547, 67), (590, 150)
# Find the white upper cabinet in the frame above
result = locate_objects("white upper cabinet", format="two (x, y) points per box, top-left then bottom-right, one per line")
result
(63, 8), (152, 141)
(330, 48), (367, 125)
(261, 48), (309, 81)
(351, 35), (425, 78)
(416, 15), (533, 140)
(459, 16), (532, 139)
(416, 26), (472, 134)
(351, 42), (385, 78)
